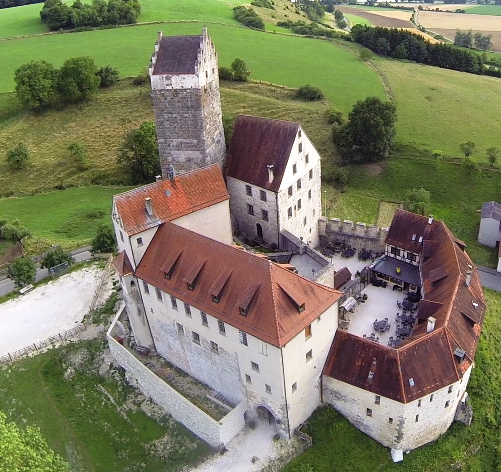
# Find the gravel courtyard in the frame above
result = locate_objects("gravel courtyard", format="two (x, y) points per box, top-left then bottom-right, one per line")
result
(0, 266), (104, 357)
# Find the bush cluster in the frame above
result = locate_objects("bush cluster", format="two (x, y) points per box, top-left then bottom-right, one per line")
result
(277, 20), (338, 39)
(250, 0), (274, 9)
(233, 6), (264, 30)
(40, 0), (140, 31)
(296, 84), (324, 101)
(351, 25), (484, 76)
(218, 58), (251, 82)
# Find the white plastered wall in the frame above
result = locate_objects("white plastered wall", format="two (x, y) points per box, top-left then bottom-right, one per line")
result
(478, 218), (500, 248)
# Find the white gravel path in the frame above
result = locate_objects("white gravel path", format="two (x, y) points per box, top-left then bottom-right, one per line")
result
(0, 267), (102, 357)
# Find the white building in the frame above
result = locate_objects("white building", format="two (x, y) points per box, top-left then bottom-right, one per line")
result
(226, 115), (322, 249)
(478, 201), (501, 248)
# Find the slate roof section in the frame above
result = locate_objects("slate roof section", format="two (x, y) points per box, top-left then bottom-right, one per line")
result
(226, 115), (300, 193)
(113, 165), (229, 236)
(152, 35), (202, 75)
(481, 201), (501, 220)
(324, 210), (485, 403)
(135, 221), (342, 347)
(113, 251), (133, 277)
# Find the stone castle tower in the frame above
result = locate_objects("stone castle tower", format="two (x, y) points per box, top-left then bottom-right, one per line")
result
(149, 28), (226, 177)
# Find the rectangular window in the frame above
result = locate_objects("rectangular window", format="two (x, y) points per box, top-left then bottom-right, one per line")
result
(292, 382), (297, 393)
(288, 207), (292, 218)
(445, 401), (450, 408)
(298, 129), (302, 138)
(448, 385), (453, 394)
(184, 303), (192, 317)
(306, 350), (313, 362)
(298, 198), (302, 210)
(201, 312), (208, 327)
(260, 190), (267, 202)
(303, 216), (307, 226)
(155, 288), (162, 302)
(308, 189), (311, 200)
(247, 204), (254, 216)
(192, 331), (200, 345)
(418, 399), (422, 408)
(137, 237), (143, 247)
(297, 179), (301, 190)
(262, 209), (269, 222)
(366, 408), (372, 417)
(239, 330), (248, 346)
(245, 374), (251, 384)
(389, 418), (393, 424)
(143, 281), (150, 294)
(407, 252), (417, 262)
(305, 324), (312, 339)
(293, 163), (297, 174)
(120, 231), (124, 242)
(305, 154), (309, 164)
(298, 143), (302, 153)
(309, 169), (313, 180)
(288, 186), (293, 197)
(218, 320), (226, 335)
(176, 323), (184, 334)
(251, 361), (260, 372)
(246, 185), (252, 196)
(212, 294), (220, 304)
(210, 341), (219, 352)
(259, 341), (268, 356)
(430, 394), (434, 402)
(170, 296), (178, 310)
(265, 384), (272, 395)
(415, 414), (419, 422)
(390, 246), (401, 257)
(375, 395), (381, 405)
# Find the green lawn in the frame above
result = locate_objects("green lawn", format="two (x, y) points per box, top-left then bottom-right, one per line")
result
(0, 186), (130, 247)
(344, 13), (371, 27)
(0, 338), (210, 472)
(376, 58), (501, 160)
(0, 2), (47, 38)
(466, 5), (501, 15)
(285, 289), (501, 471)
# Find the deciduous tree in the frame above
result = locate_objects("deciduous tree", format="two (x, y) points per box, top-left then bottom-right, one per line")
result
(404, 187), (431, 216)
(14, 60), (58, 111)
(41, 246), (73, 269)
(1, 219), (31, 248)
(7, 257), (37, 287)
(57, 56), (100, 103)
(231, 58), (251, 82)
(460, 141), (476, 158)
(486, 147), (499, 167)
(92, 224), (116, 253)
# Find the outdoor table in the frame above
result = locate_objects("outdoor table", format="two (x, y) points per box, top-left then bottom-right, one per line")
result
(374, 320), (388, 332)
(400, 314), (414, 324)
(397, 327), (412, 337)
(402, 300), (414, 310)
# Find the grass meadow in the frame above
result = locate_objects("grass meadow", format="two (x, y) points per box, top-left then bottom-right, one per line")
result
(344, 13), (372, 27)
(0, 2), (47, 38)
(0, 337), (210, 472)
(466, 5), (501, 16)
(285, 288), (501, 472)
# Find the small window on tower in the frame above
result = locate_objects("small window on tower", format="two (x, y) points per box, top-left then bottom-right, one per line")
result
(309, 169), (313, 180)
(262, 209), (269, 222)
(288, 186), (293, 197)
(293, 164), (297, 174)
(247, 204), (254, 216)
(260, 190), (267, 202)
(308, 189), (312, 200)
(288, 207), (292, 218)
(246, 185), (252, 196)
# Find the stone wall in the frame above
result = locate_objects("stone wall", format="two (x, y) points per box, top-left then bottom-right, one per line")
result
(107, 310), (246, 448)
(319, 217), (388, 252)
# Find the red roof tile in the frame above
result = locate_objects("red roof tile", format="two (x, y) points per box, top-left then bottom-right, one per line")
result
(135, 222), (342, 347)
(113, 251), (133, 277)
(114, 165), (229, 236)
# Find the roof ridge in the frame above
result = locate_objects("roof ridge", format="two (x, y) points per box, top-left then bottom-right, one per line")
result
(236, 114), (301, 127)
(395, 349), (406, 403)
(268, 261), (283, 345)
(443, 328), (465, 381)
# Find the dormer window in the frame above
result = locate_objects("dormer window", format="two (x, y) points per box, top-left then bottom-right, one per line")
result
(212, 294), (220, 304)
(237, 281), (260, 317)
(210, 269), (232, 305)
(162, 250), (182, 280)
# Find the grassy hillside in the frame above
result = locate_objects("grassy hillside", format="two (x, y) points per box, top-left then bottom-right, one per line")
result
(0, 2), (47, 38)
(376, 58), (501, 160)
(344, 13), (372, 27)
(285, 288), (501, 471)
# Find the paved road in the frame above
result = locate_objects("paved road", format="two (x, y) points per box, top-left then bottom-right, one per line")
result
(0, 249), (92, 297)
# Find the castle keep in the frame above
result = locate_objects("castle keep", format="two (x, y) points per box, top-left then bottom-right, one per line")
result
(149, 29), (226, 177)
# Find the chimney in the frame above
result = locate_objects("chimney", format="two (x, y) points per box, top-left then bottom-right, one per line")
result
(466, 270), (472, 287)
(155, 175), (162, 182)
(427, 316), (436, 333)
(267, 165), (274, 183)
(166, 165), (175, 181)
(428, 215), (434, 225)
(145, 198), (153, 216)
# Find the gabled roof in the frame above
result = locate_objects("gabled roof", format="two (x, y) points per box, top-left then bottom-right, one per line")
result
(226, 115), (300, 193)
(385, 209), (434, 253)
(135, 222), (342, 347)
(152, 35), (202, 75)
(113, 165), (229, 236)
(324, 211), (485, 403)
(334, 267), (351, 290)
(481, 201), (501, 221)
(113, 251), (133, 277)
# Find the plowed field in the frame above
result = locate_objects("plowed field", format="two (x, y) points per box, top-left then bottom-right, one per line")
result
(418, 10), (501, 30)
(337, 6), (414, 28)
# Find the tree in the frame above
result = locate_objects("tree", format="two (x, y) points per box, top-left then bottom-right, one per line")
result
(334, 97), (397, 164)
(404, 187), (431, 216)
(40, 0), (76, 30)
(57, 56), (100, 103)
(462, 157), (478, 175)
(359, 48), (374, 62)
(68, 142), (89, 170)
(96, 65), (119, 87)
(6, 143), (30, 170)
(1, 219), (31, 248)
(14, 61), (58, 111)
(231, 58), (250, 82)
(0, 410), (69, 471)
(486, 147), (499, 167)
(460, 141), (476, 158)
(92, 224), (116, 253)
(7, 257), (36, 287)
(218, 67), (233, 81)
(41, 246), (73, 269)
(118, 121), (161, 184)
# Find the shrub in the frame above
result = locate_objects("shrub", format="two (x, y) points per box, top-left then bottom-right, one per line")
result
(68, 142), (90, 170)
(296, 84), (324, 101)
(233, 6), (265, 30)
(7, 257), (36, 288)
(6, 143), (30, 170)
(218, 67), (234, 81)
(327, 109), (345, 125)
(251, 0), (273, 8)
(231, 58), (251, 82)
(41, 245), (73, 269)
(132, 71), (148, 86)
(92, 224), (116, 253)
(334, 167), (350, 185)
(96, 65), (119, 87)
(462, 157), (478, 175)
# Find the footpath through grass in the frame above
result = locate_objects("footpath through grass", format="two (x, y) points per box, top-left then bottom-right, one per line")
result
(0, 338), (210, 472)
(285, 288), (501, 471)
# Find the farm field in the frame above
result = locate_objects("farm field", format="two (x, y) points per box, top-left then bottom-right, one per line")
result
(344, 13), (371, 27)
(431, 28), (501, 53)
(0, 337), (210, 472)
(418, 10), (501, 30)
(376, 58), (501, 160)
(0, 2), (47, 38)
(466, 5), (501, 15)
(337, 6), (414, 28)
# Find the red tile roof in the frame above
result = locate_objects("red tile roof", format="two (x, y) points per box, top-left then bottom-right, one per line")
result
(226, 115), (299, 193)
(325, 210), (485, 403)
(114, 165), (229, 236)
(113, 251), (133, 277)
(135, 222), (342, 347)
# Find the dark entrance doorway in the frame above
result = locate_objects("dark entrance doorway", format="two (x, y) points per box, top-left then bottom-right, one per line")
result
(256, 223), (263, 239)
